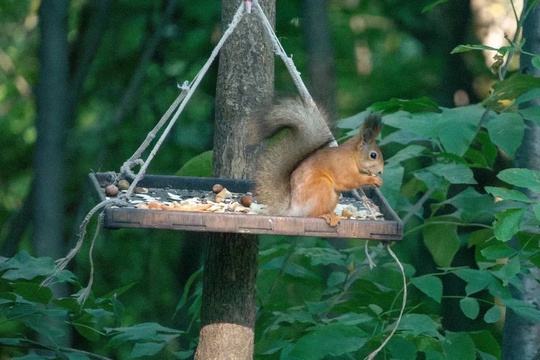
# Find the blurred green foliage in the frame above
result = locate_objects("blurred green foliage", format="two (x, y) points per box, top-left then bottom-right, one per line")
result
(1, 0), (539, 359)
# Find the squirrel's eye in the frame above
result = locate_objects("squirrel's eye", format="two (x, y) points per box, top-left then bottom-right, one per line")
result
(370, 151), (378, 160)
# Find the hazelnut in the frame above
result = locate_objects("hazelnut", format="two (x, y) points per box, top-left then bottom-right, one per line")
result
(212, 183), (224, 193)
(117, 179), (130, 190)
(240, 195), (252, 207)
(105, 184), (119, 197)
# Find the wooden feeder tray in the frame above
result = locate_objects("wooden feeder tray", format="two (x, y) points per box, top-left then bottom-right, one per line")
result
(89, 172), (403, 241)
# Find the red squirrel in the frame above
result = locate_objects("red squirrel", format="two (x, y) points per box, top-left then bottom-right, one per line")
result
(254, 98), (384, 227)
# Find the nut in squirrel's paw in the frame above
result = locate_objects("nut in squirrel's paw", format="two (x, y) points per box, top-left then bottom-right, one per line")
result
(371, 175), (383, 188)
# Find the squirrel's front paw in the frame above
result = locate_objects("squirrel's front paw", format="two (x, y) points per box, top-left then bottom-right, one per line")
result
(320, 213), (340, 227)
(368, 175), (383, 188)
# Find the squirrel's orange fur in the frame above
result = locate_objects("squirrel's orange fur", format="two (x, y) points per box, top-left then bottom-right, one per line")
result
(254, 98), (383, 226)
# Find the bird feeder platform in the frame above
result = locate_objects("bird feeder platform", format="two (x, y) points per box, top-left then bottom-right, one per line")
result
(89, 172), (403, 241)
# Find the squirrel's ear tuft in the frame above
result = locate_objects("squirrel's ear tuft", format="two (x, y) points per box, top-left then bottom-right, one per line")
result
(361, 114), (382, 143)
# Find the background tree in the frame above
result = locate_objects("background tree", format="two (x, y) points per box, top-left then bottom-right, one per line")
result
(503, 2), (540, 359)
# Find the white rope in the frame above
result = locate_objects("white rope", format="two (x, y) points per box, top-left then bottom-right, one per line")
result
(120, 84), (189, 179)
(364, 243), (407, 360)
(253, 1), (313, 107)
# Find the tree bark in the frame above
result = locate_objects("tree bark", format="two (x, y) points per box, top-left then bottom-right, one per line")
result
(502, 3), (540, 360)
(195, 1), (275, 359)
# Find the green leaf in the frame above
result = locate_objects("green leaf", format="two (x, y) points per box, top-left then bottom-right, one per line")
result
(519, 105), (540, 125)
(459, 297), (480, 320)
(370, 97), (440, 114)
(469, 330), (501, 359)
(175, 268), (202, 316)
(423, 223), (460, 267)
(515, 88), (540, 105)
(414, 171), (448, 191)
(330, 313), (373, 326)
(12, 282), (53, 304)
(11, 355), (56, 360)
(131, 342), (165, 358)
(480, 244), (517, 260)
(475, 131), (498, 168)
(294, 247), (346, 267)
(388, 111), (471, 147)
(422, 0), (450, 12)
(492, 256), (521, 284)
(503, 298), (540, 322)
(369, 304), (383, 316)
(443, 332), (476, 360)
(285, 263), (319, 280)
(397, 314), (440, 337)
(425, 162), (477, 185)
(13, 307), (68, 344)
(106, 322), (184, 347)
(175, 150), (212, 177)
(0, 337), (25, 346)
(484, 74), (540, 108)
(336, 110), (370, 130)
(387, 337), (417, 360)
(437, 105), (484, 157)
(451, 44), (498, 54)
(493, 208), (526, 242)
(380, 163), (404, 208)
(484, 112), (524, 156)
(385, 144), (429, 165)
(64, 353), (91, 360)
(534, 203), (540, 221)
(442, 187), (495, 222)
(485, 186), (530, 202)
(532, 56), (540, 70)
(425, 351), (445, 360)
(453, 268), (492, 295)
(287, 324), (367, 360)
(483, 305), (503, 323)
(497, 168), (540, 193)
(0, 251), (55, 281)
(410, 275), (443, 303)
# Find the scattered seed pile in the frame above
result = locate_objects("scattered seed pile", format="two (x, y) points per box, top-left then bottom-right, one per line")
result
(99, 180), (384, 221)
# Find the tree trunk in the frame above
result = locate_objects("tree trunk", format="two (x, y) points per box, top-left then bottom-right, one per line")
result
(34, 0), (70, 264)
(502, 3), (540, 360)
(301, 0), (336, 115)
(195, 1), (275, 359)
(33, 0), (72, 350)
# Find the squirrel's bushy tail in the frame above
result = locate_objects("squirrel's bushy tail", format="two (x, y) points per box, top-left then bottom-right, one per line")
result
(254, 98), (334, 214)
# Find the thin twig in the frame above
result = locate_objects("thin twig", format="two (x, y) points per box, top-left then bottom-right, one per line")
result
(401, 187), (435, 224)
(498, 0), (525, 80)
